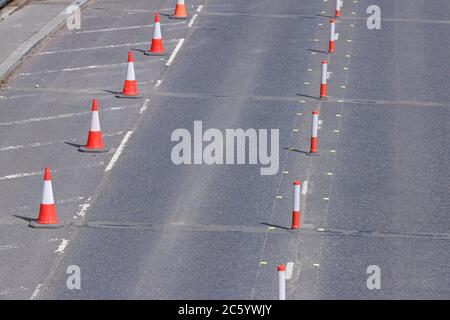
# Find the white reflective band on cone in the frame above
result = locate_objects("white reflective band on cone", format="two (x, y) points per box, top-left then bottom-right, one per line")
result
(278, 270), (286, 300)
(293, 184), (300, 212)
(90, 111), (101, 132)
(321, 62), (327, 84)
(41, 180), (54, 204)
(154, 23), (162, 39)
(126, 62), (135, 80)
(312, 114), (319, 138)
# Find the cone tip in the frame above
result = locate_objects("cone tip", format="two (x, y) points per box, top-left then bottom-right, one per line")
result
(44, 166), (51, 181)
(155, 13), (160, 22)
(128, 50), (133, 62)
(92, 98), (98, 111)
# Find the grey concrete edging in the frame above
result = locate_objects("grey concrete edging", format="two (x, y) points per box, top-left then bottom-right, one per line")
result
(0, 0), (89, 81)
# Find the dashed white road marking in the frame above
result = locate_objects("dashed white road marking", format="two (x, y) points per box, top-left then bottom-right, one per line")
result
(166, 38), (185, 66)
(301, 180), (308, 195)
(154, 79), (162, 87)
(286, 262), (294, 280)
(0, 162), (105, 181)
(197, 5), (204, 13)
(105, 131), (133, 172)
(0, 94), (39, 100)
(76, 197), (91, 218)
(139, 99), (150, 114)
(30, 284), (42, 300)
(55, 239), (69, 254)
(188, 14), (198, 27)
(0, 105), (138, 127)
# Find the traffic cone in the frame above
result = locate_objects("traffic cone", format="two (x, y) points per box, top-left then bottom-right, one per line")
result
(116, 51), (143, 99)
(79, 99), (109, 153)
(320, 60), (327, 99)
(329, 19), (336, 53)
(146, 13), (166, 56)
(29, 167), (64, 229)
(308, 111), (319, 156)
(170, 0), (188, 19)
(335, 0), (341, 18)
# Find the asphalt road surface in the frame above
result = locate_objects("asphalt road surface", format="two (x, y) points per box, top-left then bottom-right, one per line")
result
(0, 0), (448, 299)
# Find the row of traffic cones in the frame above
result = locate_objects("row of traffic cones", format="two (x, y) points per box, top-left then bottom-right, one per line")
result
(29, 1), (191, 228)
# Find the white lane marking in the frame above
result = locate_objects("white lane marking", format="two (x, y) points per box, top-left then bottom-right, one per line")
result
(286, 262), (294, 280)
(0, 94), (39, 100)
(166, 39), (185, 66)
(301, 180), (308, 195)
(55, 239), (69, 254)
(19, 63), (126, 76)
(197, 5), (203, 12)
(0, 131), (123, 152)
(0, 162), (105, 181)
(38, 42), (147, 55)
(188, 14), (198, 27)
(139, 99), (150, 114)
(105, 131), (133, 172)
(154, 80), (162, 87)
(38, 39), (180, 55)
(0, 245), (18, 251)
(70, 21), (185, 34)
(30, 284), (42, 300)
(0, 105), (138, 127)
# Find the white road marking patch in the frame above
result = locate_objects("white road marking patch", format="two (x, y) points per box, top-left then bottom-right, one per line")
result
(105, 131), (134, 172)
(301, 180), (308, 195)
(286, 262), (294, 280)
(0, 94), (39, 100)
(166, 39), (185, 66)
(154, 80), (162, 87)
(76, 200), (91, 218)
(188, 14), (198, 27)
(30, 284), (42, 300)
(139, 99), (150, 114)
(0, 245), (18, 251)
(55, 239), (69, 254)
(197, 5), (204, 12)
(0, 162), (105, 181)
(0, 105), (138, 127)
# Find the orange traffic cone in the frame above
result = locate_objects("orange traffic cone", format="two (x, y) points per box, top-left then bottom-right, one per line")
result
(170, 0), (188, 19)
(29, 166), (64, 229)
(79, 99), (109, 153)
(146, 13), (166, 56)
(116, 51), (143, 98)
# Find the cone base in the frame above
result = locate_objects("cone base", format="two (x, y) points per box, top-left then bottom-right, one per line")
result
(79, 146), (110, 153)
(319, 96), (327, 100)
(116, 93), (144, 99)
(145, 51), (167, 56)
(29, 220), (64, 229)
(307, 152), (319, 157)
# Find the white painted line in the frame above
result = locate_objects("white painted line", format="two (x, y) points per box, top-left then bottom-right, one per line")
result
(19, 63), (126, 76)
(188, 14), (198, 27)
(38, 42), (149, 55)
(30, 284), (42, 300)
(166, 38), (185, 66)
(76, 199), (91, 218)
(197, 5), (204, 12)
(154, 79), (162, 87)
(139, 99), (150, 114)
(0, 105), (138, 127)
(0, 162), (105, 181)
(286, 262), (294, 280)
(105, 131), (133, 172)
(70, 21), (185, 34)
(0, 131), (123, 152)
(0, 94), (39, 100)
(301, 180), (308, 195)
(55, 239), (69, 254)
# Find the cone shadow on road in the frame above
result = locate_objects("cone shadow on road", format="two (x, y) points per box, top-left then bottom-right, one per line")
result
(64, 141), (83, 149)
(308, 48), (328, 54)
(284, 147), (309, 155)
(13, 215), (35, 223)
(296, 93), (320, 100)
(261, 222), (291, 231)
